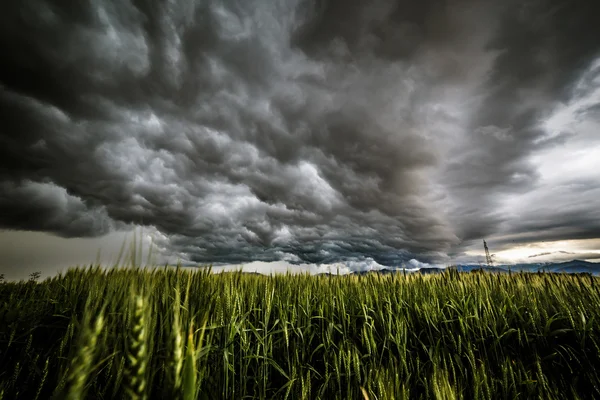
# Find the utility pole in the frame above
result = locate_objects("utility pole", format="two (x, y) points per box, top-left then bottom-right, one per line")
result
(483, 240), (493, 267)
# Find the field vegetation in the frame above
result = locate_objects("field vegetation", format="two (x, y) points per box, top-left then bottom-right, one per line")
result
(1, 264), (600, 399)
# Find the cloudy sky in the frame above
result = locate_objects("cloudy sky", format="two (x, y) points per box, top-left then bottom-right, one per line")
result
(1, 0), (599, 279)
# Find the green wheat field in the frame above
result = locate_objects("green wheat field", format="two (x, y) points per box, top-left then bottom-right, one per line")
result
(1, 265), (600, 399)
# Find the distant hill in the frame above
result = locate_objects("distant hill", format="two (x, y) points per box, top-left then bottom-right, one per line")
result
(457, 260), (600, 276)
(347, 260), (600, 276)
(225, 260), (600, 276)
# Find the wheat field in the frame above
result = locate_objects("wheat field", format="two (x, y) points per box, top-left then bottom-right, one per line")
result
(0, 266), (599, 399)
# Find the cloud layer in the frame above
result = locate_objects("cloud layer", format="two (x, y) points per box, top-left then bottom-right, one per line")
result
(1, 0), (599, 267)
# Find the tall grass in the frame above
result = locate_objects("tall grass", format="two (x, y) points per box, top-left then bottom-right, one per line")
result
(0, 265), (599, 398)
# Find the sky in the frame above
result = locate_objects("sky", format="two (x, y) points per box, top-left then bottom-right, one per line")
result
(1, 0), (600, 280)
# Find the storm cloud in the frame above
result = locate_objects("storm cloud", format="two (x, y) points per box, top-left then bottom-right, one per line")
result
(1, 0), (599, 268)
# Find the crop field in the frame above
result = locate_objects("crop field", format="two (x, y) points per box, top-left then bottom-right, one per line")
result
(1, 267), (599, 399)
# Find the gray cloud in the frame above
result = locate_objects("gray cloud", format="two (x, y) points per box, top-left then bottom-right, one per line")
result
(1, 0), (599, 268)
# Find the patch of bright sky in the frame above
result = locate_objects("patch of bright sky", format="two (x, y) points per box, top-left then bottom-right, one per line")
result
(532, 56), (600, 183)
(210, 258), (431, 275)
(542, 57), (599, 154)
(211, 261), (354, 275)
(487, 56), (600, 262)
(494, 239), (600, 263)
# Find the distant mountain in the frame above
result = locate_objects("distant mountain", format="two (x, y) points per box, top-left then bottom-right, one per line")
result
(537, 260), (600, 275)
(226, 260), (600, 276)
(455, 260), (600, 276)
(348, 260), (600, 276)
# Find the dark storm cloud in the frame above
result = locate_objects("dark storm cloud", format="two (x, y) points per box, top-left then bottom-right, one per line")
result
(440, 0), (600, 244)
(0, 180), (118, 237)
(493, 179), (600, 249)
(1, 0), (599, 267)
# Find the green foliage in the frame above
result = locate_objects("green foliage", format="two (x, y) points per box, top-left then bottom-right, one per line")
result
(0, 266), (600, 399)
(28, 272), (41, 283)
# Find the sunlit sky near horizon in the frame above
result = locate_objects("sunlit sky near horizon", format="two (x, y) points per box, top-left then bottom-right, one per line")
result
(1, 230), (599, 281)
(1, 0), (599, 280)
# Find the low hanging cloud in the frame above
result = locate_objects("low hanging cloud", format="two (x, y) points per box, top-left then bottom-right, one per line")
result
(1, 0), (599, 268)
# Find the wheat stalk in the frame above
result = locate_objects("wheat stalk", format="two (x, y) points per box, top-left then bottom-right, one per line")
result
(64, 310), (105, 400)
(125, 295), (148, 400)
(172, 288), (184, 393)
